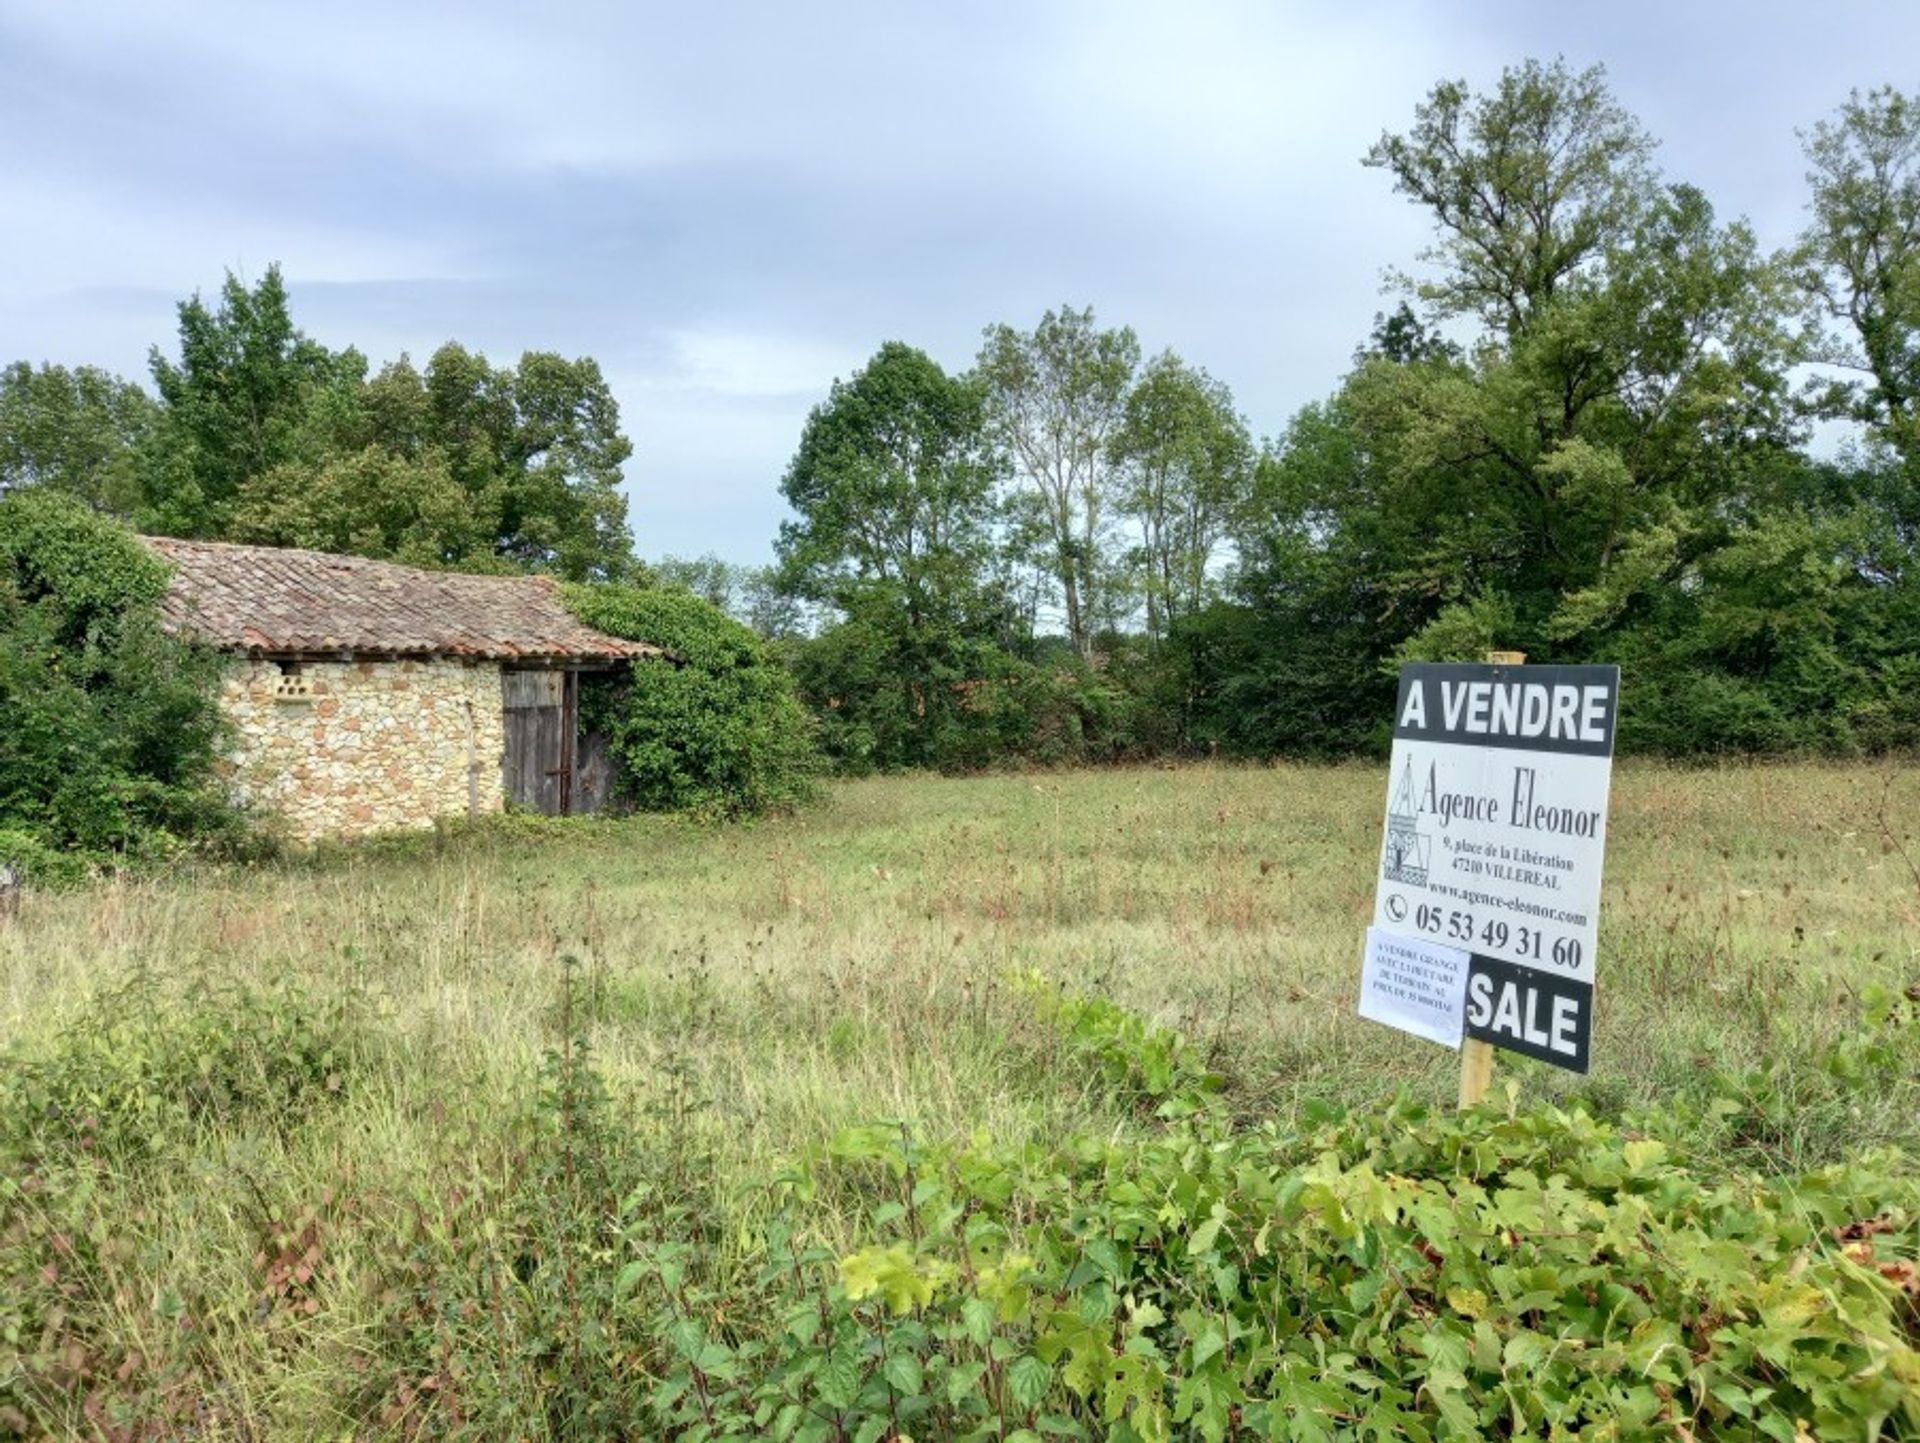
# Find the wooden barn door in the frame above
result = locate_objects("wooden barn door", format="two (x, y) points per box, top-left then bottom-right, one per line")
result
(503, 669), (577, 814)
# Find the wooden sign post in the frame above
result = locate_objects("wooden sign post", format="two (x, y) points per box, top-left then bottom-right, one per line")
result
(1456, 648), (1527, 1107)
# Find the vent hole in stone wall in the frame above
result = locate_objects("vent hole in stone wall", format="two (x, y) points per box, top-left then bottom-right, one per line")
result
(272, 662), (313, 703)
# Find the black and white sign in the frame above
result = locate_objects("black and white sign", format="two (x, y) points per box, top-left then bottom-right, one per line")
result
(1365, 662), (1619, 1073)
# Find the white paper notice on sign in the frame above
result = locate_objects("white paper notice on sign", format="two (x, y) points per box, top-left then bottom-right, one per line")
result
(1358, 927), (1470, 1049)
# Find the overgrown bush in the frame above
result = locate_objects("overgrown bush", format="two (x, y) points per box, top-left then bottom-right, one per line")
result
(630, 993), (1920, 1442)
(786, 615), (1027, 774)
(0, 970), (379, 1432)
(0, 968), (375, 1170)
(563, 582), (818, 816)
(0, 488), (239, 874)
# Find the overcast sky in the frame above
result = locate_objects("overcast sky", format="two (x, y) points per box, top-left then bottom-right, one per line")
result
(1, 1), (1910, 564)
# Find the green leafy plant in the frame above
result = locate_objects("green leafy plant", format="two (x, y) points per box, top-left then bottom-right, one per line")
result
(618, 989), (1920, 1442)
(563, 582), (818, 817)
(0, 969), (376, 1432)
(0, 487), (240, 874)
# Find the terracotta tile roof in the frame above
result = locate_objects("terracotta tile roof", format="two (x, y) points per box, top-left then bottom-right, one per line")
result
(143, 537), (667, 664)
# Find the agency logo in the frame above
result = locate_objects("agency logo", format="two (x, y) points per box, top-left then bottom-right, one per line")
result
(1382, 759), (1431, 886)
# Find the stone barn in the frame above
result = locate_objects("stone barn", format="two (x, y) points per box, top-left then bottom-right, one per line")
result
(145, 538), (666, 841)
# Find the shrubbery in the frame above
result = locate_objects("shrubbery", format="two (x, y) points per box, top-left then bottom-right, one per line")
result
(564, 582), (819, 816)
(1, 969), (375, 1170)
(0, 489), (237, 875)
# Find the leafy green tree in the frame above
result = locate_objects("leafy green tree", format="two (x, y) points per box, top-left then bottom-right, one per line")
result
(1187, 59), (1909, 756)
(0, 362), (159, 515)
(211, 339), (639, 578)
(146, 266), (365, 536)
(231, 447), (491, 568)
(1800, 86), (1920, 459)
(1178, 410), (1401, 756)
(0, 489), (236, 869)
(653, 553), (740, 611)
(777, 342), (1021, 768)
(1111, 352), (1253, 642)
(778, 342), (1000, 622)
(736, 566), (807, 641)
(389, 343), (636, 579)
(137, 269), (638, 578)
(1356, 303), (1462, 366)
(1342, 59), (1805, 657)
(977, 307), (1140, 658)
(493, 349), (635, 578)
(1364, 57), (1656, 336)
(652, 554), (803, 638)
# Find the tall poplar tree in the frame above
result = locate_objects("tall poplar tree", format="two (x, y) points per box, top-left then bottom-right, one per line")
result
(976, 306), (1139, 658)
(1801, 86), (1920, 460)
(1111, 353), (1253, 642)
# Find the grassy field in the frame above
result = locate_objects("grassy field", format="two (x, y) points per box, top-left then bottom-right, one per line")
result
(2, 761), (1917, 1438)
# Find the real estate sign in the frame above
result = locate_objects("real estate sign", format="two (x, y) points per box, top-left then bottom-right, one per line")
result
(1362, 661), (1620, 1074)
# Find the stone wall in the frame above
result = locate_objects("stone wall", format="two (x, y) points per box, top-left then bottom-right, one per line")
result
(218, 658), (506, 841)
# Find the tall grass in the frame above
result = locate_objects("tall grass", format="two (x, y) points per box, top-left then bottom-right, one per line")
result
(1, 761), (1915, 1437)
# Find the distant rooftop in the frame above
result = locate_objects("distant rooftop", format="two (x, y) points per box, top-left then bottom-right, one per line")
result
(144, 537), (666, 665)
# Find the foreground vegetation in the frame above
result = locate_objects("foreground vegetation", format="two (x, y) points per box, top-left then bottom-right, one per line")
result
(2, 763), (1916, 1438)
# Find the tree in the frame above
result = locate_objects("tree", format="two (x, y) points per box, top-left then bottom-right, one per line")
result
(141, 269), (638, 578)
(1356, 303), (1462, 366)
(1334, 144), (1802, 653)
(776, 342), (1014, 768)
(654, 553), (741, 611)
(146, 265), (365, 536)
(231, 447), (491, 569)
(1800, 86), (1920, 459)
(398, 343), (636, 579)
(493, 350), (635, 578)
(1180, 406), (1403, 756)
(976, 307), (1140, 657)
(736, 565), (807, 641)
(216, 339), (640, 578)
(1182, 59), (1896, 756)
(0, 362), (159, 515)
(648, 554), (802, 637)
(1794, 84), (1920, 745)
(1364, 58), (1657, 339)
(1111, 352), (1253, 641)
(778, 342), (1000, 621)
